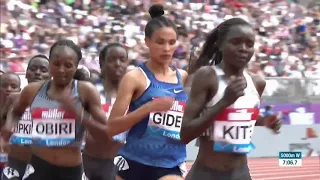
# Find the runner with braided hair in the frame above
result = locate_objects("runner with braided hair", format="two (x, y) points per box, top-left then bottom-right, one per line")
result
(181, 18), (281, 180)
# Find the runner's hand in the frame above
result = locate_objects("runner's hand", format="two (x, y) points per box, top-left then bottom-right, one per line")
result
(57, 95), (78, 112)
(221, 76), (247, 106)
(146, 97), (175, 112)
(264, 114), (281, 134)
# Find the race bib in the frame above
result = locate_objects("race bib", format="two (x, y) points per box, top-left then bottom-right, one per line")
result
(213, 108), (259, 154)
(147, 100), (185, 140)
(31, 108), (76, 147)
(10, 109), (32, 145)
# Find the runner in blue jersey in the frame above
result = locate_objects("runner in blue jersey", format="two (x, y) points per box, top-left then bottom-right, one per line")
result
(1, 40), (109, 180)
(180, 18), (281, 180)
(107, 4), (188, 180)
(1, 55), (50, 180)
(82, 43), (130, 180)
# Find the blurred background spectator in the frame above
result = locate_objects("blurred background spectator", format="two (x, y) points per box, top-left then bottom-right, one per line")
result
(0, 0), (319, 79)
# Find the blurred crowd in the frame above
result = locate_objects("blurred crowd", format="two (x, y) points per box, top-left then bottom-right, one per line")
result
(0, 0), (319, 78)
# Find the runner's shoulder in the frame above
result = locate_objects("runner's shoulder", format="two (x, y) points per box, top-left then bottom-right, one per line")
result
(196, 66), (216, 76)
(77, 81), (101, 103)
(248, 72), (265, 83)
(78, 80), (97, 92)
(18, 81), (46, 104)
(22, 81), (46, 95)
(247, 72), (266, 96)
(122, 67), (146, 84)
(192, 66), (217, 85)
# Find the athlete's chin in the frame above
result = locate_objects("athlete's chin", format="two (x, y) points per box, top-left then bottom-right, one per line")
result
(232, 61), (248, 69)
(53, 79), (72, 87)
(29, 78), (43, 83)
(157, 59), (172, 65)
(113, 73), (124, 80)
(115, 71), (125, 78)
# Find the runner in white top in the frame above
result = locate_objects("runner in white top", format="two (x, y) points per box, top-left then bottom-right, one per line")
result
(180, 18), (281, 180)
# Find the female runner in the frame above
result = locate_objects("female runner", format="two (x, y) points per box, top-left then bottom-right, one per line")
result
(180, 18), (281, 180)
(1, 39), (108, 180)
(82, 43), (130, 180)
(0, 72), (21, 117)
(1, 55), (50, 180)
(0, 72), (21, 176)
(107, 4), (188, 180)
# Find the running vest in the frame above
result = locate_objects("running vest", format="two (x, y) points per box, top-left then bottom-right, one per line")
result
(95, 80), (128, 142)
(202, 66), (260, 154)
(119, 63), (187, 168)
(30, 80), (85, 147)
(10, 108), (32, 145)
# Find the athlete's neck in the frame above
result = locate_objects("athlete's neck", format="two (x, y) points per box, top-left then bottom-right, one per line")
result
(146, 61), (172, 76)
(102, 78), (117, 97)
(50, 80), (73, 94)
(219, 62), (245, 77)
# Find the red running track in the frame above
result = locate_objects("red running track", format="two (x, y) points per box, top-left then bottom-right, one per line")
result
(186, 157), (320, 180)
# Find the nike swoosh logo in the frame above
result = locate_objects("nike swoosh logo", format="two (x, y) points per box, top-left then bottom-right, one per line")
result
(174, 89), (183, 93)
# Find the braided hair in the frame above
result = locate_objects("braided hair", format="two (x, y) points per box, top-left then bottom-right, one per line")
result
(196, 18), (251, 68)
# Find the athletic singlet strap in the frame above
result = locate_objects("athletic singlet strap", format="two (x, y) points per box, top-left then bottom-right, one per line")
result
(95, 80), (113, 104)
(138, 67), (151, 90)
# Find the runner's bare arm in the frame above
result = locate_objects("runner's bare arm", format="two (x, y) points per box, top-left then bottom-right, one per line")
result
(7, 83), (42, 126)
(250, 74), (267, 126)
(0, 94), (13, 126)
(79, 81), (109, 140)
(180, 66), (229, 144)
(0, 93), (20, 126)
(107, 70), (151, 136)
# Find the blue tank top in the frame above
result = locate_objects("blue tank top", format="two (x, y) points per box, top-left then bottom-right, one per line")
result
(119, 63), (188, 168)
(30, 80), (85, 147)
